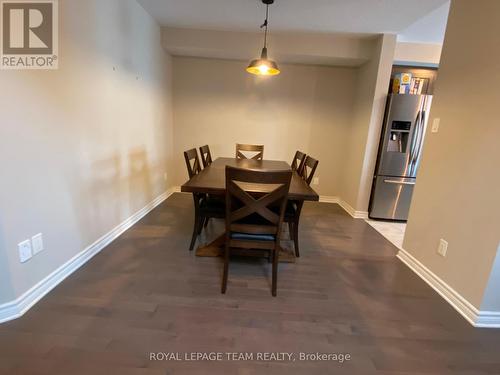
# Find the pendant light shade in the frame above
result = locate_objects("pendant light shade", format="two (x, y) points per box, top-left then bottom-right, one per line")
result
(246, 47), (280, 76)
(247, 0), (280, 76)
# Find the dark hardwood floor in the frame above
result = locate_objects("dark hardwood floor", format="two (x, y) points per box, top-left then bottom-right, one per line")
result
(1, 193), (500, 374)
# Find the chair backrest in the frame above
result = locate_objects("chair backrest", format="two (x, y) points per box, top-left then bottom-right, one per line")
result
(235, 144), (264, 160)
(225, 166), (291, 238)
(199, 145), (212, 168)
(299, 156), (319, 185)
(291, 150), (307, 173)
(183, 148), (202, 179)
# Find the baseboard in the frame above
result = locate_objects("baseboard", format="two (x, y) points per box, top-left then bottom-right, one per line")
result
(475, 311), (500, 328)
(337, 199), (369, 219)
(397, 248), (500, 328)
(0, 188), (177, 324)
(309, 196), (369, 219)
(318, 196), (339, 204)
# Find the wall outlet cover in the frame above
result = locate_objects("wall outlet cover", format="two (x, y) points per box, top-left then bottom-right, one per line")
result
(431, 118), (440, 133)
(312, 177), (320, 185)
(437, 238), (448, 257)
(32, 233), (44, 255)
(18, 240), (33, 263)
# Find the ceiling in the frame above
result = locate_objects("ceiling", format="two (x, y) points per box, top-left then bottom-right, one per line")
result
(397, 1), (450, 44)
(138, 0), (450, 44)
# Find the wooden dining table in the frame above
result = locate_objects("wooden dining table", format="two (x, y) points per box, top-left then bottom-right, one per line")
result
(181, 157), (319, 262)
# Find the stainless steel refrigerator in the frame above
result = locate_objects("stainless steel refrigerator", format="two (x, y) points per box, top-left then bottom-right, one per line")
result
(369, 94), (432, 221)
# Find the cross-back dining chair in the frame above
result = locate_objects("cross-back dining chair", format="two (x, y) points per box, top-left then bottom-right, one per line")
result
(299, 156), (319, 185)
(285, 155), (319, 257)
(184, 148), (224, 251)
(184, 148), (202, 178)
(235, 143), (264, 160)
(222, 166), (292, 296)
(199, 145), (213, 168)
(291, 150), (307, 173)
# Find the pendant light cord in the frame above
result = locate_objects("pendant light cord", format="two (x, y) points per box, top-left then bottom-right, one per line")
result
(261, 4), (269, 48)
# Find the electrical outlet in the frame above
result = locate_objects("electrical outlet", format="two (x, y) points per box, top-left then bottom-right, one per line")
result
(312, 177), (319, 186)
(431, 118), (440, 133)
(437, 238), (448, 257)
(18, 240), (32, 263)
(163, 172), (168, 181)
(32, 233), (44, 255)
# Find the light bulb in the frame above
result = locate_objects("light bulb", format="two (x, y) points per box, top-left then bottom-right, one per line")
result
(258, 64), (270, 74)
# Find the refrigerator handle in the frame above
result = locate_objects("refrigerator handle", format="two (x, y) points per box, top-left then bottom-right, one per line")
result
(408, 110), (421, 171)
(411, 110), (426, 173)
(383, 179), (416, 185)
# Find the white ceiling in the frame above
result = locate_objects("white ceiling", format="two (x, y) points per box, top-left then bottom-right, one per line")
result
(138, 0), (450, 44)
(398, 1), (450, 44)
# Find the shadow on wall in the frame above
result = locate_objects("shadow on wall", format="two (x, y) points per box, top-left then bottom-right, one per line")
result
(128, 146), (154, 213)
(69, 146), (154, 249)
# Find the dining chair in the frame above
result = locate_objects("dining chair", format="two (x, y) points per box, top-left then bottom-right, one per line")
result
(285, 155), (319, 257)
(184, 148), (225, 250)
(235, 143), (264, 160)
(299, 156), (319, 185)
(291, 150), (307, 173)
(222, 166), (292, 296)
(199, 145), (213, 168)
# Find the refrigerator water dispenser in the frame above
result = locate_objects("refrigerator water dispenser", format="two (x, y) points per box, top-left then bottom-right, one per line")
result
(387, 121), (411, 153)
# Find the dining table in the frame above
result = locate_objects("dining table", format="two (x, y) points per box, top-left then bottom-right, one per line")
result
(181, 157), (319, 262)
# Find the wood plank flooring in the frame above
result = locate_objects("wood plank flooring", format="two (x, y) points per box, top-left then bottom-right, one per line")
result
(1, 193), (499, 374)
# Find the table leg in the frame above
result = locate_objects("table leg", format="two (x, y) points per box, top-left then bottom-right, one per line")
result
(277, 244), (296, 263)
(195, 233), (225, 257)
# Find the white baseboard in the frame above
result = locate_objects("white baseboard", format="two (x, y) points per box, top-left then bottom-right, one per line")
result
(336, 199), (369, 219)
(312, 196), (370, 219)
(475, 310), (500, 328)
(0, 188), (177, 324)
(397, 248), (500, 328)
(318, 196), (339, 204)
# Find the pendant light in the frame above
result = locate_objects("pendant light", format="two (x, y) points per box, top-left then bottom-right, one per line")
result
(246, 0), (280, 76)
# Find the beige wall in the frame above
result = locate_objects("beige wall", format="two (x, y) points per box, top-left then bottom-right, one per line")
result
(339, 34), (396, 213)
(394, 42), (442, 66)
(172, 34), (397, 206)
(172, 56), (357, 196)
(403, 0), (500, 310)
(0, 0), (174, 303)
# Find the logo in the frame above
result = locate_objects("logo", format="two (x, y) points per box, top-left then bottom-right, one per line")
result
(1, 0), (58, 69)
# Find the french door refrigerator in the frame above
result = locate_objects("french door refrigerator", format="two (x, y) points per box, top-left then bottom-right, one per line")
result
(369, 94), (432, 221)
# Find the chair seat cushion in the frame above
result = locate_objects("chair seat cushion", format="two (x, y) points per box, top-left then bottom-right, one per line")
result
(230, 232), (276, 241)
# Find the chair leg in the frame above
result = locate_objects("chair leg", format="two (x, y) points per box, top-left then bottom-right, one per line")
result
(293, 218), (300, 258)
(189, 213), (202, 251)
(221, 242), (230, 294)
(197, 216), (205, 235)
(189, 213), (201, 251)
(204, 217), (209, 227)
(288, 221), (294, 240)
(272, 246), (279, 297)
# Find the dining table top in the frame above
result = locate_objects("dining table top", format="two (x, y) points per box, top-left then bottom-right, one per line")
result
(181, 157), (319, 201)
